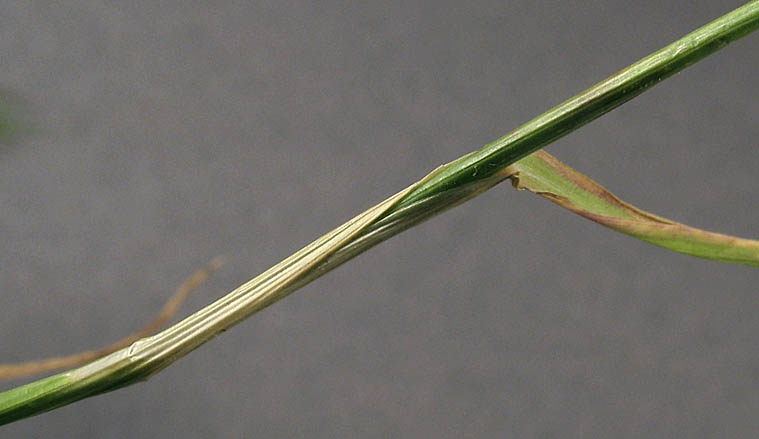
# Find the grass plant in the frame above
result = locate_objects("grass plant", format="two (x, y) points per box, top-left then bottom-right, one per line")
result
(1, 0), (758, 426)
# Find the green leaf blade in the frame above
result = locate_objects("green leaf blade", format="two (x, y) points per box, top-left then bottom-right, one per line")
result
(507, 151), (759, 266)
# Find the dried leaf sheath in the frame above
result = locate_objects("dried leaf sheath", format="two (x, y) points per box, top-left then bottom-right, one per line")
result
(0, 167), (511, 425)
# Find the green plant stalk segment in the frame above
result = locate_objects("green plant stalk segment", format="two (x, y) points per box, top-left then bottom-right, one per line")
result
(396, 1), (759, 212)
(2, 1), (758, 426)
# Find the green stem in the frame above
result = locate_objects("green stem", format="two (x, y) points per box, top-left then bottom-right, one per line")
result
(2, 1), (758, 426)
(394, 0), (759, 211)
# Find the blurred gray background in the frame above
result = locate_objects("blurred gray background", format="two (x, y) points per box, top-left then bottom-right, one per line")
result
(1, 1), (757, 437)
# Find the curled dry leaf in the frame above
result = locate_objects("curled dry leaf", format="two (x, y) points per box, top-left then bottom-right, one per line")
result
(0, 256), (225, 381)
(505, 151), (759, 266)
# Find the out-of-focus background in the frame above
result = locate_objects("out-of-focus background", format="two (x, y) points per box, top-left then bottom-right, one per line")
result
(1, 1), (757, 437)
